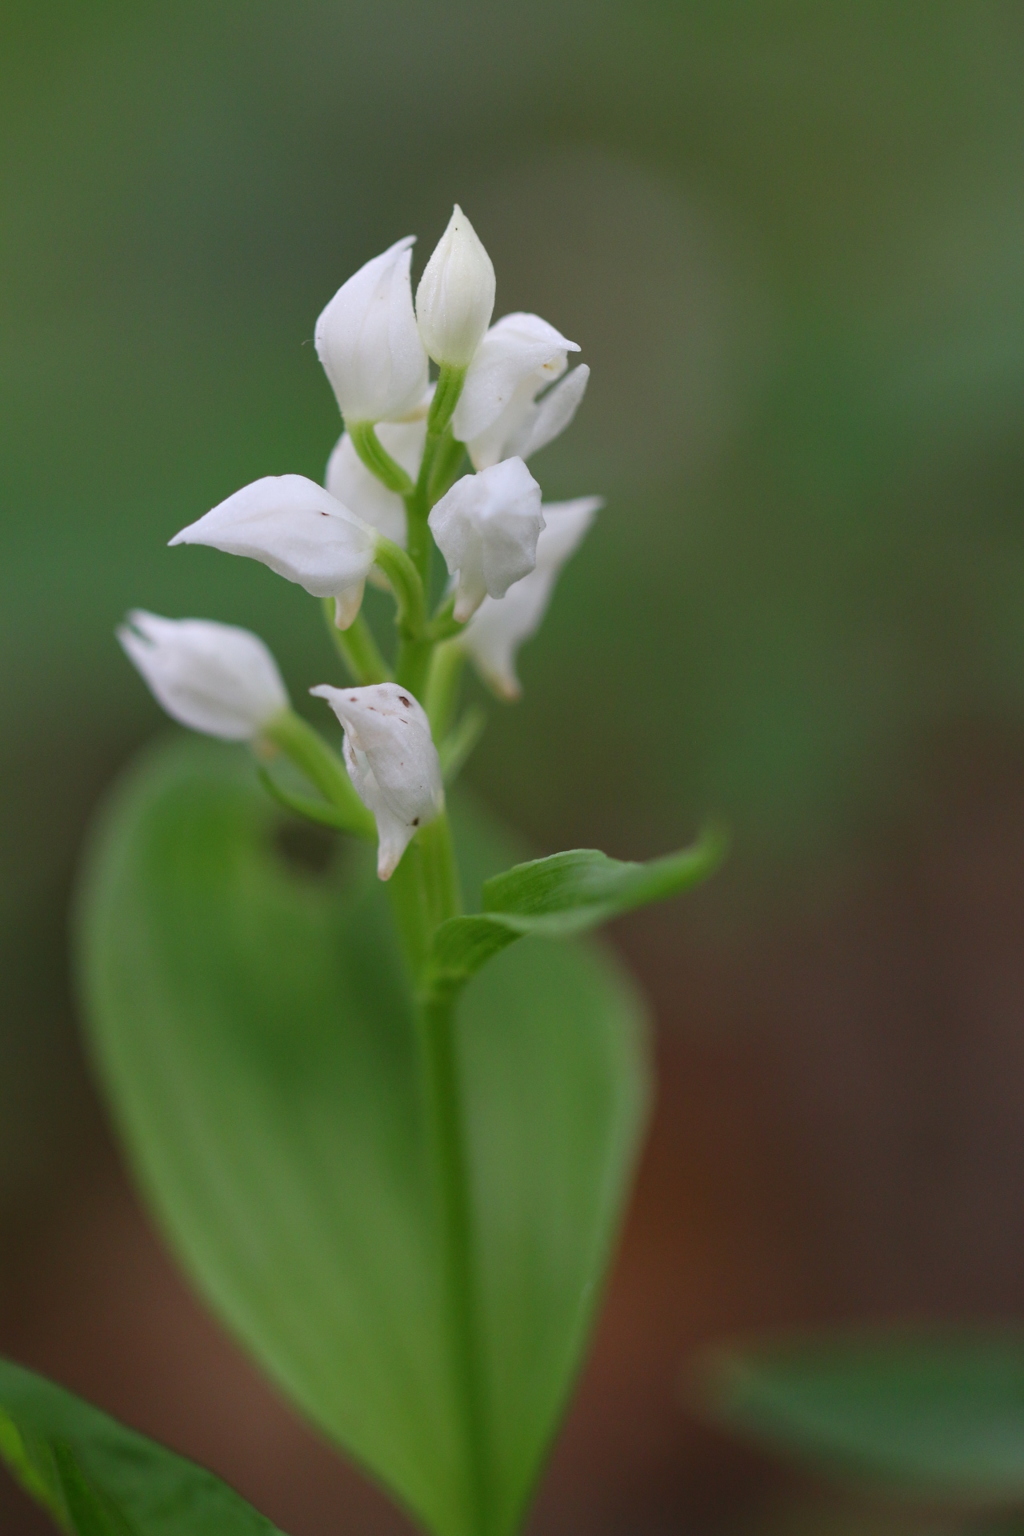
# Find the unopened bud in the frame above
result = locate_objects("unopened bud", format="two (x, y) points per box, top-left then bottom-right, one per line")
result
(416, 205), (496, 369)
(118, 611), (288, 740)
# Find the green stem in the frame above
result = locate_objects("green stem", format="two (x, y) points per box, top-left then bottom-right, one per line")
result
(374, 537), (428, 640)
(418, 812), (462, 926)
(261, 709), (374, 837)
(386, 841), (434, 980)
(425, 638), (467, 739)
(322, 601), (392, 684)
(427, 364), (467, 438)
(403, 366), (467, 594)
(394, 638), (433, 701)
(427, 428), (468, 505)
(386, 809), (482, 1531)
(417, 989), (490, 1536)
(349, 420), (415, 495)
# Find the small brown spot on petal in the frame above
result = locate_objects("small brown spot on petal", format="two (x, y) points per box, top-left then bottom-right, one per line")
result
(399, 695), (411, 707)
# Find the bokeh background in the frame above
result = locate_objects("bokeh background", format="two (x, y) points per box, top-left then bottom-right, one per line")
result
(4, 3), (1024, 1531)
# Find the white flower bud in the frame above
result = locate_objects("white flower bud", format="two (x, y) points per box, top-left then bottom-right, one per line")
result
(460, 497), (601, 699)
(170, 475), (378, 629)
(415, 205), (496, 369)
(428, 458), (544, 623)
(324, 417), (427, 551)
(452, 312), (581, 469)
(315, 236), (429, 425)
(118, 611), (289, 740)
(310, 682), (444, 879)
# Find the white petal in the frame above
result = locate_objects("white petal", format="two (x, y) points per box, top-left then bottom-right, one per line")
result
(310, 682), (444, 879)
(453, 312), (580, 456)
(416, 205), (496, 368)
(171, 476), (377, 611)
(118, 611), (289, 739)
(428, 458), (544, 622)
(507, 364), (591, 462)
(325, 417), (427, 548)
(460, 497), (601, 698)
(315, 236), (430, 424)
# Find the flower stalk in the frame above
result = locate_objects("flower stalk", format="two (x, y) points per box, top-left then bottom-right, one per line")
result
(119, 203), (607, 1536)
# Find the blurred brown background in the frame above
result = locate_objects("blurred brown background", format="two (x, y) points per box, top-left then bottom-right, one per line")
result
(4, 3), (1024, 1532)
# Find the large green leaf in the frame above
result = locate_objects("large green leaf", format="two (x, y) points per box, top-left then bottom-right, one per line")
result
(76, 736), (650, 1536)
(0, 1355), (283, 1536)
(703, 1328), (1024, 1505)
(427, 832), (726, 995)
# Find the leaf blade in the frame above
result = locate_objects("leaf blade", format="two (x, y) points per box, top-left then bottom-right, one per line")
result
(426, 824), (727, 994)
(0, 1356), (284, 1536)
(76, 736), (651, 1536)
(702, 1327), (1024, 1506)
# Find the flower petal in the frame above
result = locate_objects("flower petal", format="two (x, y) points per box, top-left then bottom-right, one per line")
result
(170, 475), (377, 609)
(315, 237), (429, 425)
(428, 458), (544, 622)
(507, 364), (591, 462)
(453, 312), (580, 453)
(460, 497), (601, 698)
(310, 682), (444, 879)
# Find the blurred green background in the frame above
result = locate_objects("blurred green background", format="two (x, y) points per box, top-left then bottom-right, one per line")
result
(5, 3), (1024, 1533)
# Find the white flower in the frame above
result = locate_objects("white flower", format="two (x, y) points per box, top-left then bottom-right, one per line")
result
(118, 611), (289, 740)
(452, 312), (585, 469)
(324, 416), (427, 551)
(170, 475), (377, 629)
(415, 204), (496, 368)
(460, 497), (601, 699)
(428, 457), (544, 623)
(310, 682), (444, 879)
(315, 235), (429, 425)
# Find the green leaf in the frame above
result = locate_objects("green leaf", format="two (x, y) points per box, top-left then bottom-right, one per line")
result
(426, 826), (726, 995)
(76, 736), (650, 1536)
(0, 1355), (283, 1536)
(702, 1328), (1024, 1506)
